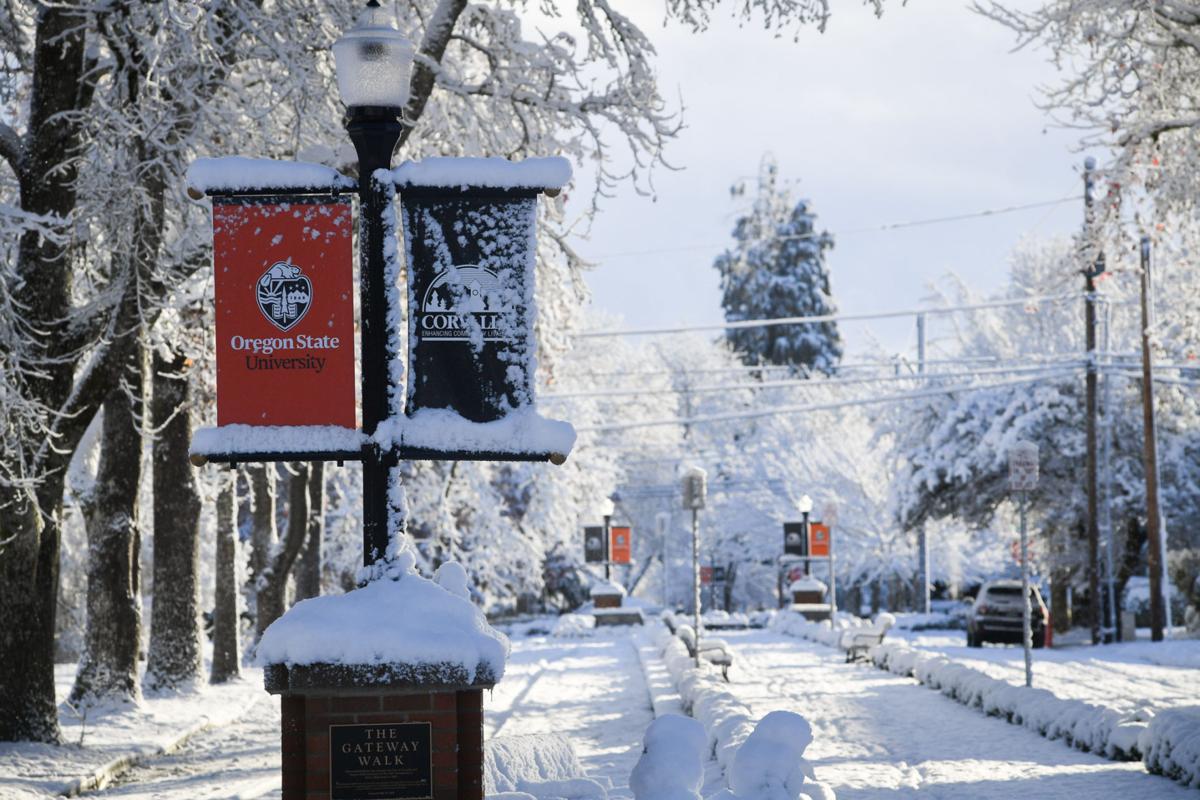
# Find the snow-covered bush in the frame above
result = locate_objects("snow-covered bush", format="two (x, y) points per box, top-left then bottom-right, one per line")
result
(485, 733), (607, 799)
(630, 715), (706, 800)
(1140, 706), (1200, 788)
(551, 614), (595, 638)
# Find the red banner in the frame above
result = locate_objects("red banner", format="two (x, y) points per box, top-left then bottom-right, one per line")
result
(212, 198), (356, 428)
(809, 522), (831, 557)
(700, 565), (713, 585)
(610, 526), (632, 564)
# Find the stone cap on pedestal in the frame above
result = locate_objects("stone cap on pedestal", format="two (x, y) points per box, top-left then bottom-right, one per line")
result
(264, 660), (498, 695)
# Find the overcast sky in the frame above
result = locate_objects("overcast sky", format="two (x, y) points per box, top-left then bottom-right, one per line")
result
(570, 1), (1089, 360)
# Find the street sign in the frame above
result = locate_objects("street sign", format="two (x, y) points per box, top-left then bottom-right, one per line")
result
(783, 522), (806, 557)
(399, 185), (538, 423)
(809, 522), (831, 557)
(610, 526), (632, 565)
(583, 526), (605, 563)
(212, 197), (356, 428)
(682, 468), (707, 510)
(1009, 441), (1039, 492)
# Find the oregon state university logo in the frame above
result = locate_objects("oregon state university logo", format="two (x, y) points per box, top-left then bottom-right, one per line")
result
(418, 265), (510, 342)
(257, 261), (312, 332)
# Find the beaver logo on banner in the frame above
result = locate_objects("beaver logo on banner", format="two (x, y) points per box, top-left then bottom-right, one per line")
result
(257, 261), (313, 332)
(400, 187), (536, 422)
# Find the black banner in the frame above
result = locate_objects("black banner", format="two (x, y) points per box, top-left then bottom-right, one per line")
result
(400, 187), (538, 422)
(330, 721), (432, 799)
(584, 526), (606, 563)
(783, 522), (807, 557)
(712, 565), (727, 583)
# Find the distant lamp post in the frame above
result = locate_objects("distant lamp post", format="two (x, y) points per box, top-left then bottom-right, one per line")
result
(332, 1), (415, 566)
(1008, 440), (1039, 688)
(798, 494), (813, 575)
(600, 494), (617, 581)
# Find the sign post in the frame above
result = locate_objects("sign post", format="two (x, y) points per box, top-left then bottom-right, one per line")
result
(1009, 440), (1039, 688)
(682, 467), (707, 667)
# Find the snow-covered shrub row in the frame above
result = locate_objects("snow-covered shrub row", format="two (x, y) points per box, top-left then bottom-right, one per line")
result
(867, 641), (1151, 762)
(630, 715), (708, 800)
(656, 630), (836, 799)
(768, 608), (873, 649)
(1139, 706), (1200, 789)
(484, 732), (607, 799)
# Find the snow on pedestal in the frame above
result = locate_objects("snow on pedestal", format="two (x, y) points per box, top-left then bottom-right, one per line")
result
(258, 566), (507, 800)
(589, 577), (627, 609)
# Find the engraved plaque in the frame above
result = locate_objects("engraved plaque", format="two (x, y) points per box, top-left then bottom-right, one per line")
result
(330, 722), (432, 800)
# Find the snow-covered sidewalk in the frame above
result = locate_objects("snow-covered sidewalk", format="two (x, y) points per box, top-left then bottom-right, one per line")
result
(721, 628), (1196, 798)
(0, 665), (263, 799)
(484, 627), (655, 798)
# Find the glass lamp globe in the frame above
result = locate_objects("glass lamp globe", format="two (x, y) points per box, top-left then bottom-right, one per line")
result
(600, 497), (616, 518)
(332, 1), (414, 109)
(797, 494), (814, 515)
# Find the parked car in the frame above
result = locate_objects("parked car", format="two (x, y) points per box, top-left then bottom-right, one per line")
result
(966, 579), (1050, 648)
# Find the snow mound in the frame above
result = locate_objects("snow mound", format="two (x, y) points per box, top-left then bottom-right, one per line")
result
(1140, 706), (1200, 788)
(393, 156), (571, 190)
(256, 572), (509, 683)
(435, 561), (470, 599)
(789, 577), (827, 594)
(375, 407), (575, 459)
(727, 711), (818, 800)
(551, 614), (596, 638)
(187, 156), (355, 195)
(630, 715), (705, 800)
(485, 733), (607, 798)
(590, 578), (627, 598)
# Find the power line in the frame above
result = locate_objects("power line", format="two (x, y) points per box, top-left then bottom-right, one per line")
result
(574, 370), (1080, 434)
(574, 293), (1080, 339)
(592, 195), (1083, 261)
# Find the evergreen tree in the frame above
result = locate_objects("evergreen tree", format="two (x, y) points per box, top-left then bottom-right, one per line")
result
(714, 157), (842, 373)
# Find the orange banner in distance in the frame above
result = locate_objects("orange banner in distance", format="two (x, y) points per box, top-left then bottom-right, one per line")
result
(610, 526), (632, 564)
(809, 522), (831, 557)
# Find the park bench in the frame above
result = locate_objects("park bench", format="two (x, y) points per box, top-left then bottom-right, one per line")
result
(676, 623), (735, 681)
(839, 613), (895, 663)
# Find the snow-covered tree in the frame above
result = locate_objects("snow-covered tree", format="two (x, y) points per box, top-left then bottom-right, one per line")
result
(714, 156), (841, 373)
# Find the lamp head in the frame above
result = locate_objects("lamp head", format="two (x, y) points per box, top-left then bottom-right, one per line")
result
(797, 494), (814, 515)
(332, 0), (414, 109)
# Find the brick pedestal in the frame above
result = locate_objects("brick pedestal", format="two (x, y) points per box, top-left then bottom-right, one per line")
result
(593, 594), (622, 609)
(267, 663), (494, 800)
(792, 589), (823, 605)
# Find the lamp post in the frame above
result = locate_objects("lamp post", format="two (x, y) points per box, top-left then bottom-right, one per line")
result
(333, 1), (414, 567)
(600, 495), (616, 582)
(798, 493), (813, 577)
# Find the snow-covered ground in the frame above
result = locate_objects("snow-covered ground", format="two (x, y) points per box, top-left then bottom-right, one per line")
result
(891, 627), (1200, 714)
(485, 625), (655, 798)
(720, 627), (1196, 798)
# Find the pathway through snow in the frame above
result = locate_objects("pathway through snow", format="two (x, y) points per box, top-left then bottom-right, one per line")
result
(722, 628), (1194, 799)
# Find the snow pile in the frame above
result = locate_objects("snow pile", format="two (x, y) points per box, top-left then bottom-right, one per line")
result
(702, 610), (753, 629)
(394, 156), (572, 191)
(629, 714), (706, 800)
(1139, 706), (1200, 788)
(551, 614), (595, 638)
(710, 711), (830, 800)
(657, 631), (836, 798)
(256, 566), (509, 683)
(187, 156), (355, 195)
(590, 578), (627, 598)
(868, 640), (1152, 762)
(484, 733), (607, 799)
(375, 407), (576, 459)
(190, 424), (365, 458)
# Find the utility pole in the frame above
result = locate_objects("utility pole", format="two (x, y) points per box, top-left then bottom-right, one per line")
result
(916, 313), (931, 615)
(1100, 300), (1118, 642)
(1139, 236), (1166, 641)
(1082, 157), (1103, 645)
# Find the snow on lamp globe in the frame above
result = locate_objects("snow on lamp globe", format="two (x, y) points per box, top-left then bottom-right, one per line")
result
(332, 0), (414, 110)
(797, 494), (814, 515)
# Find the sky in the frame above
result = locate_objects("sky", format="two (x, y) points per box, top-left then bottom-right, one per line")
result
(568, 1), (1090, 360)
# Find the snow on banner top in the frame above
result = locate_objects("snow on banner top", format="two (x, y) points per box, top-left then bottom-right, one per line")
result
(374, 407), (576, 460)
(256, 571), (509, 682)
(392, 156), (571, 191)
(186, 156), (356, 196)
(190, 424), (366, 458)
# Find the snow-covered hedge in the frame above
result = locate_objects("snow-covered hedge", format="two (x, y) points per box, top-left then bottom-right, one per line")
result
(484, 733), (607, 799)
(630, 715), (707, 800)
(657, 630), (836, 799)
(768, 608), (872, 649)
(868, 641), (1148, 761)
(1139, 706), (1200, 788)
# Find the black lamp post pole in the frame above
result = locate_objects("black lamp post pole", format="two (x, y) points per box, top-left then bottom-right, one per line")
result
(802, 509), (811, 577)
(347, 105), (403, 567)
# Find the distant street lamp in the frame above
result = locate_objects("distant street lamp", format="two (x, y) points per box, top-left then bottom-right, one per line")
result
(798, 493), (813, 576)
(600, 494), (617, 581)
(333, 1), (414, 566)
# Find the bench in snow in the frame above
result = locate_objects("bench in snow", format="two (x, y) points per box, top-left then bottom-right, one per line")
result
(839, 613), (895, 662)
(676, 623), (734, 681)
(485, 733), (608, 799)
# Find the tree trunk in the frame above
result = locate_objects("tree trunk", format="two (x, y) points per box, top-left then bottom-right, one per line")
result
(211, 475), (240, 684)
(294, 462), (325, 602)
(1051, 570), (1072, 634)
(256, 465), (310, 637)
(145, 350), (202, 692)
(69, 361), (145, 710)
(247, 463), (276, 635)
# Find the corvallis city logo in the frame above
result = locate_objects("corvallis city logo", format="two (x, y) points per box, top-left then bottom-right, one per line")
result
(227, 259), (342, 374)
(418, 264), (512, 342)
